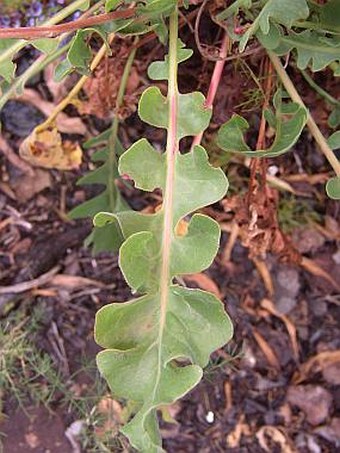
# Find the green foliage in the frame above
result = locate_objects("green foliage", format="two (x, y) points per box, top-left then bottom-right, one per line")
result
(68, 130), (128, 253)
(326, 132), (340, 199)
(0, 0), (90, 83)
(327, 130), (340, 151)
(258, 26), (340, 73)
(93, 18), (233, 451)
(278, 195), (320, 232)
(326, 176), (340, 199)
(217, 90), (307, 158)
(238, 0), (309, 51)
(1, 2), (339, 451)
(0, 308), (62, 410)
(217, 0), (340, 76)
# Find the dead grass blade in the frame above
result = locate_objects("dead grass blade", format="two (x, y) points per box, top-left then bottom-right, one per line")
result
(301, 257), (340, 291)
(261, 298), (299, 362)
(252, 328), (281, 370)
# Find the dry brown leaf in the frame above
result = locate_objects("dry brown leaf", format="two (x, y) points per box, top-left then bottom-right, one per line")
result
(284, 172), (330, 185)
(226, 415), (251, 448)
(25, 432), (40, 449)
(252, 328), (281, 370)
(0, 181), (16, 200)
(293, 350), (340, 384)
(222, 220), (239, 262)
(184, 273), (221, 298)
(256, 426), (296, 453)
(175, 218), (189, 236)
(287, 385), (332, 426)
(12, 168), (52, 202)
(19, 88), (87, 135)
(261, 298), (299, 362)
(44, 62), (70, 102)
(19, 126), (82, 170)
(0, 135), (34, 175)
(253, 258), (274, 296)
(313, 220), (340, 241)
(224, 380), (233, 411)
(80, 41), (140, 120)
(95, 396), (122, 439)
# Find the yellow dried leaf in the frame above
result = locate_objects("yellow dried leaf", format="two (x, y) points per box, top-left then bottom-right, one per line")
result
(19, 126), (82, 170)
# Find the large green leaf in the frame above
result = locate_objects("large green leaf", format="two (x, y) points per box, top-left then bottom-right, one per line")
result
(94, 10), (233, 452)
(259, 26), (340, 72)
(319, 0), (340, 33)
(239, 0), (309, 51)
(216, 92), (307, 157)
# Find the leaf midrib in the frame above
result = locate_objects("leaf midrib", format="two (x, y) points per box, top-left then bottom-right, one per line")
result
(151, 7), (179, 405)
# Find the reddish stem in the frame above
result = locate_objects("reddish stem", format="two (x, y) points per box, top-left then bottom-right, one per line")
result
(191, 32), (229, 149)
(0, 9), (136, 39)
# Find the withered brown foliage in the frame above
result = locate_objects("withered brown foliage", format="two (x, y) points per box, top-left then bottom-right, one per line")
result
(80, 39), (141, 120)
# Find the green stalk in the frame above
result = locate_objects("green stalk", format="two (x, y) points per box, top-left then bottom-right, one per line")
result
(108, 41), (138, 212)
(0, 43), (70, 112)
(268, 51), (340, 177)
(0, 0), (91, 67)
(300, 69), (340, 106)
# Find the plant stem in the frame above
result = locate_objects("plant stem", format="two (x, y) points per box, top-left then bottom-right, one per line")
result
(191, 32), (229, 149)
(0, 9), (136, 40)
(300, 69), (339, 106)
(0, 0), (93, 67)
(108, 40), (138, 212)
(36, 33), (116, 133)
(0, 0), (105, 112)
(159, 6), (179, 341)
(0, 43), (70, 112)
(268, 51), (340, 177)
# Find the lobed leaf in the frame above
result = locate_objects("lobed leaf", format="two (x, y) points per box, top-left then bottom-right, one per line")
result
(94, 14), (233, 451)
(258, 26), (340, 72)
(139, 87), (212, 139)
(216, 92), (307, 157)
(96, 285), (232, 452)
(148, 39), (193, 80)
(239, 0), (309, 51)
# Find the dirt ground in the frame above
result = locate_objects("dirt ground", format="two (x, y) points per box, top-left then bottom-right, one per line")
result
(1, 7), (340, 453)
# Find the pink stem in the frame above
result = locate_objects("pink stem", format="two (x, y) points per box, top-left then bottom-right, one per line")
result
(191, 33), (229, 149)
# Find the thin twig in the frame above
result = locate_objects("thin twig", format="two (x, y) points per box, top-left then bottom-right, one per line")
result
(268, 51), (340, 177)
(300, 69), (340, 106)
(108, 38), (138, 211)
(0, 266), (60, 295)
(0, 135), (34, 175)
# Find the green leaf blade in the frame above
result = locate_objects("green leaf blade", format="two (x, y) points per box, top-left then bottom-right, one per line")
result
(217, 95), (307, 158)
(326, 176), (340, 199)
